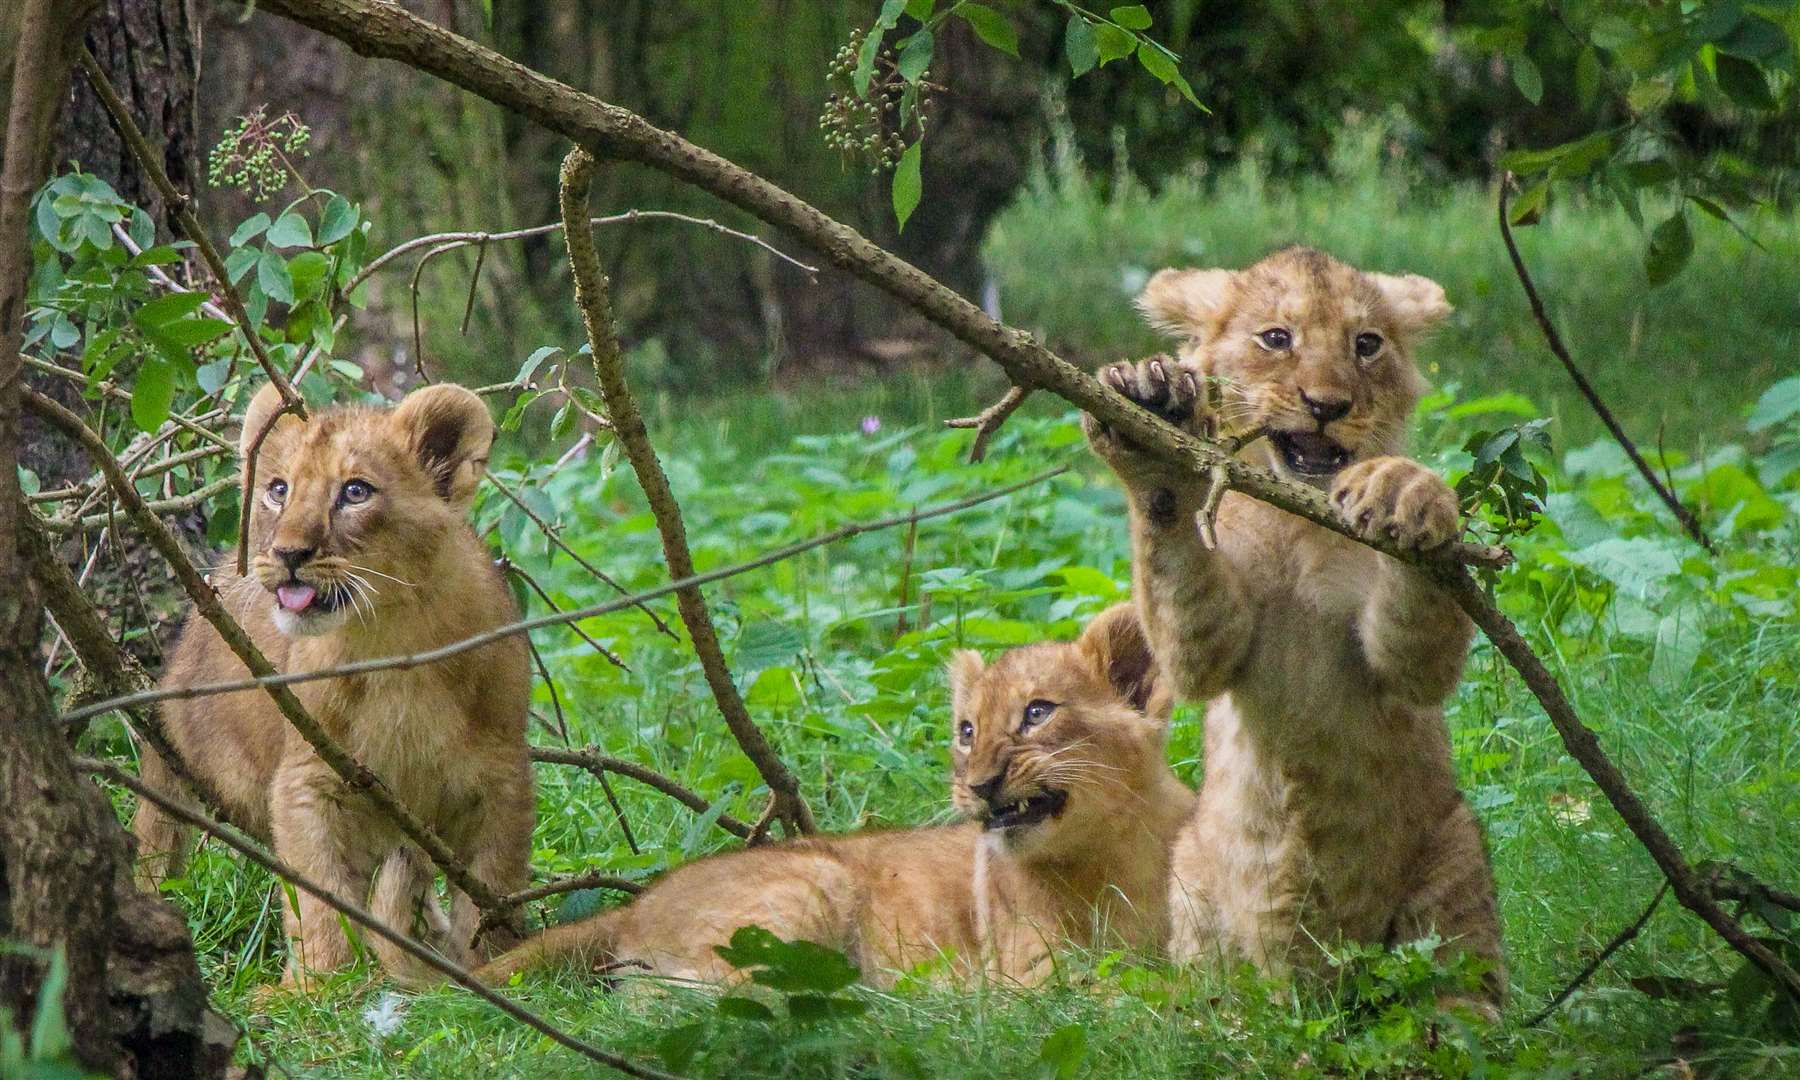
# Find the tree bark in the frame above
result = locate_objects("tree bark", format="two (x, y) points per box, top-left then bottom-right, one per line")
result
(2, 3), (234, 1075)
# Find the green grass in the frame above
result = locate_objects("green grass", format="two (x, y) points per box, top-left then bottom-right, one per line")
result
(78, 148), (1800, 1076)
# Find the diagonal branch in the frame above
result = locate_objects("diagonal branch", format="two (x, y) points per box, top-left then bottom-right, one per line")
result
(560, 147), (816, 837)
(23, 387), (506, 917)
(1497, 177), (1711, 551)
(1524, 880), (1669, 1027)
(530, 745), (753, 841)
(80, 758), (678, 1080)
(945, 384), (1030, 463)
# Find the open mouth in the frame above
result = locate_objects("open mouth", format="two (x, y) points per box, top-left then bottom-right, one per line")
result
(1271, 430), (1351, 477)
(983, 788), (1067, 832)
(273, 581), (347, 616)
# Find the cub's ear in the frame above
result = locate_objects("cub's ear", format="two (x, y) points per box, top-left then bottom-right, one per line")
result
(1369, 272), (1452, 337)
(947, 649), (985, 720)
(390, 384), (495, 503)
(1075, 604), (1170, 719)
(238, 382), (305, 459)
(1137, 267), (1233, 339)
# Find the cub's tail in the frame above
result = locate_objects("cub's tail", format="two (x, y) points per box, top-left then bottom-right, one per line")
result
(473, 909), (625, 985)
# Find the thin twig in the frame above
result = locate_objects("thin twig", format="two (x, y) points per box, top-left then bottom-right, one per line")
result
(26, 355), (236, 452)
(25, 388), (507, 918)
(503, 557), (630, 671)
(236, 403), (301, 575)
(1497, 176), (1711, 551)
(530, 745), (752, 841)
(44, 475), (237, 533)
(487, 471), (676, 639)
(342, 211), (819, 301)
(561, 147), (816, 837)
(59, 464), (1072, 725)
(1525, 880), (1670, 1027)
(459, 235), (488, 336)
(945, 384), (1030, 463)
(523, 637), (572, 747)
(79, 758), (677, 1080)
(108, 222), (232, 322)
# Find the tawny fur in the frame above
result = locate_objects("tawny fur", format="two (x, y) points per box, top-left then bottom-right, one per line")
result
(131, 382), (533, 987)
(476, 605), (1194, 989)
(1085, 246), (1504, 1008)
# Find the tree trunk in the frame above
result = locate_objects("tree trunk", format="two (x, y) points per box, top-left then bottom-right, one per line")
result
(1, 3), (234, 1076)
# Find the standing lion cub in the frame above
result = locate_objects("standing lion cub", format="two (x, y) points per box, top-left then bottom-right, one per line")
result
(132, 381), (534, 986)
(476, 605), (1193, 989)
(1084, 246), (1504, 1008)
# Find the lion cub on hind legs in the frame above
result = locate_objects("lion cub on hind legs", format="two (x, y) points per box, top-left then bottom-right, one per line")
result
(1084, 246), (1505, 1012)
(131, 381), (534, 987)
(476, 605), (1194, 989)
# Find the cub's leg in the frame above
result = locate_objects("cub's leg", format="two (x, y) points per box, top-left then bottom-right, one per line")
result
(1329, 456), (1474, 704)
(446, 757), (534, 962)
(130, 744), (196, 892)
(271, 761), (380, 985)
(368, 846), (453, 985)
(1388, 801), (1506, 1016)
(1084, 357), (1254, 700)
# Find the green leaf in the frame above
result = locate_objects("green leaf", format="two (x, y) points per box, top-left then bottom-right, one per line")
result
(1566, 537), (1683, 600)
(897, 29), (933, 83)
(1620, 158), (1676, 188)
(1509, 179), (1548, 226)
(129, 244), (182, 268)
(317, 195), (358, 245)
(287, 250), (331, 301)
(516, 345), (560, 385)
(258, 248), (295, 305)
(266, 212), (313, 249)
(28, 946), (71, 1063)
(1645, 211), (1693, 287)
(853, 22), (883, 97)
(655, 1022), (709, 1072)
(133, 290), (210, 328)
(1511, 54), (1543, 104)
(875, 0), (907, 29)
(1065, 16), (1098, 77)
(1747, 376), (1800, 433)
(1575, 46), (1602, 109)
(1716, 14), (1790, 61)
(1714, 52), (1775, 110)
(196, 358), (232, 395)
(958, 4), (1018, 56)
(1109, 5), (1152, 30)
(1035, 1023), (1089, 1080)
(549, 399), (577, 442)
(555, 888), (606, 924)
(903, 0), (934, 18)
(735, 619), (805, 679)
(1589, 15), (1636, 50)
(1094, 22), (1137, 65)
(1687, 194), (1732, 224)
(131, 356), (177, 433)
(225, 245), (259, 285)
(230, 212), (272, 246)
(787, 994), (869, 1022)
(1135, 41), (1178, 85)
(715, 997), (775, 1023)
(892, 140), (923, 232)
(151, 317), (233, 349)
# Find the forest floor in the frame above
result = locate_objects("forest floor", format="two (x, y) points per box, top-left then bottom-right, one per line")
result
(96, 152), (1800, 1077)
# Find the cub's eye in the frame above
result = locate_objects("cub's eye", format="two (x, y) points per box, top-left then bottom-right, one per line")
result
(1354, 332), (1384, 359)
(1256, 327), (1292, 350)
(339, 479), (375, 505)
(266, 479), (288, 505)
(956, 719), (975, 745)
(1019, 699), (1057, 730)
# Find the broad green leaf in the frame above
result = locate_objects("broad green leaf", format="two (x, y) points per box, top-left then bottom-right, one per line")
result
(1575, 46), (1602, 109)
(958, 4), (1018, 56)
(786, 994), (869, 1022)
(1714, 52), (1775, 110)
(1512, 54), (1543, 105)
(1619, 158), (1676, 187)
(1645, 211), (1692, 286)
(903, 0), (934, 18)
(1650, 609), (1705, 691)
(655, 1022), (708, 1072)
(715, 997), (775, 1022)
(151, 317), (233, 348)
(287, 250), (331, 301)
(131, 356), (177, 433)
(1065, 16), (1098, 77)
(1509, 179), (1548, 226)
(258, 247), (295, 304)
(1589, 15), (1636, 50)
(196, 358), (233, 395)
(266, 212), (313, 249)
(516, 345), (560, 385)
(129, 244), (182, 268)
(317, 195), (358, 245)
(555, 888), (606, 924)
(892, 140), (923, 231)
(230, 212), (272, 246)
(1716, 14), (1789, 61)
(1109, 5), (1152, 30)
(133, 290), (210, 328)
(1566, 536), (1683, 601)
(1036, 1023), (1089, 1080)
(875, 0), (907, 29)
(225, 245), (259, 285)
(1747, 376), (1800, 433)
(1095, 22), (1137, 64)
(735, 619), (805, 675)
(897, 29), (933, 83)
(853, 21), (883, 96)
(1136, 41), (1178, 85)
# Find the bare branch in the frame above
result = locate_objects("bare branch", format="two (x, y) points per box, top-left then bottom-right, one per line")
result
(501, 555), (630, 672)
(109, 222), (231, 322)
(80, 757), (678, 1080)
(1524, 880), (1669, 1027)
(1498, 176), (1711, 551)
(59, 463), (1073, 724)
(26, 355), (236, 452)
(945, 384), (1030, 463)
(560, 147), (815, 837)
(24, 388), (507, 917)
(530, 745), (752, 841)
(44, 475), (236, 533)
(495, 870), (641, 913)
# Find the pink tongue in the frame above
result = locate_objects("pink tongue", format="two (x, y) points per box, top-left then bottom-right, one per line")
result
(276, 584), (317, 612)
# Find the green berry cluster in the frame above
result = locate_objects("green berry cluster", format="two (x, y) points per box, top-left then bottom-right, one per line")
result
(207, 106), (312, 200)
(818, 28), (920, 174)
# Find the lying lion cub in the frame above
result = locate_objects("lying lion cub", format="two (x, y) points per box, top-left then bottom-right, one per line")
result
(132, 382), (534, 986)
(477, 605), (1193, 988)
(1086, 246), (1505, 1009)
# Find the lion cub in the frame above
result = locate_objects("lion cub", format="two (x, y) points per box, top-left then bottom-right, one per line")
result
(476, 605), (1193, 988)
(132, 382), (534, 986)
(1084, 246), (1504, 1008)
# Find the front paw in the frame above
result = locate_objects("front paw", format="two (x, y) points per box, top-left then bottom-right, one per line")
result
(1083, 356), (1209, 486)
(1330, 457), (1460, 551)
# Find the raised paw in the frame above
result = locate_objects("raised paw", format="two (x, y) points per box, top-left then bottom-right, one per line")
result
(1330, 456), (1460, 552)
(1083, 356), (1211, 486)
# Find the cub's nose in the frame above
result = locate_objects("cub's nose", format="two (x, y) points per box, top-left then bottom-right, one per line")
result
(968, 763), (1009, 806)
(273, 546), (316, 574)
(1300, 389), (1351, 424)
